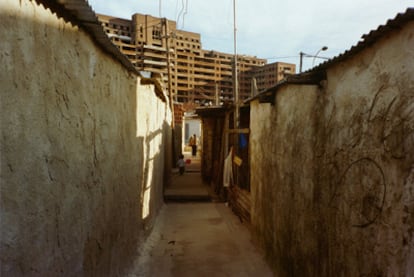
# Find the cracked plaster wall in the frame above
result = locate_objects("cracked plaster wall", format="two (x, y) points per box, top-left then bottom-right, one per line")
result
(250, 21), (414, 276)
(0, 0), (171, 276)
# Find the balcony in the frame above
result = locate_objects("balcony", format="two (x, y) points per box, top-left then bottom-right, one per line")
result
(143, 44), (167, 52)
(143, 60), (167, 66)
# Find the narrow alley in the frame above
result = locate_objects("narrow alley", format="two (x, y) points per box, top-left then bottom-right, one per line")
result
(2, 1), (413, 276)
(129, 152), (273, 276)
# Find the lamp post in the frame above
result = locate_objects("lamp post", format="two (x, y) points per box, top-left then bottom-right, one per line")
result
(299, 46), (328, 73)
(312, 46), (328, 67)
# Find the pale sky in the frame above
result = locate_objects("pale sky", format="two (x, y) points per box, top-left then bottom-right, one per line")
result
(87, 0), (412, 72)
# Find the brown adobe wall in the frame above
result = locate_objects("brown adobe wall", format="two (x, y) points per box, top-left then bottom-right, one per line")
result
(250, 21), (414, 276)
(0, 0), (171, 276)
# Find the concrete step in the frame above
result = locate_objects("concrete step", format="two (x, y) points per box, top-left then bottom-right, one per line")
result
(165, 171), (210, 202)
(164, 193), (211, 202)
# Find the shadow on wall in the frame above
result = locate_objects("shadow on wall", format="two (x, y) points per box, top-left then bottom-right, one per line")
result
(140, 120), (172, 223)
(0, 2), (169, 276)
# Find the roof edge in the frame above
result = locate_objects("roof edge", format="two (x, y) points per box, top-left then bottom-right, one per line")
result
(304, 8), (414, 74)
(244, 70), (326, 104)
(33, 0), (169, 102)
(245, 8), (413, 104)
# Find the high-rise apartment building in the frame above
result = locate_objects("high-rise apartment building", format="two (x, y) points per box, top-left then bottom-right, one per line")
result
(97, 13), (295, 105)
(251, 62), (296, 92)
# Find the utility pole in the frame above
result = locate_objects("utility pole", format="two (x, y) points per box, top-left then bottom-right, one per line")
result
(233, 0), (239, 188)
(251, 77), (257, 97)
(299, 52), (304, 73)
(162, 17), (177, 166)
(159, 0), (162, 17)
(299, 46), (328, 73)
(162, 18), (174, 121)
(233, 0), (239, 131)
(215, 82), (219, 106)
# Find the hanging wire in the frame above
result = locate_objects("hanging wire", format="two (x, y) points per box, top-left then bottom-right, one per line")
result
(265, 55), (299, 60)
(176, 0), (185, 27)
(182, 0), (188, 29)
(175, 0), (180, 22)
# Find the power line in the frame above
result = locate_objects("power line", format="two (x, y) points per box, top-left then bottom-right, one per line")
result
(265, 55), (298, 60)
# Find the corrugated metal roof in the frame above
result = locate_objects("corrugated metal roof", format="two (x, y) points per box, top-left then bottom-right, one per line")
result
(36, 0), (138, 74)
(34, 0), (169, 101)
(195, 106), (228, 118)
(246, 8), (414, 103)
(310, 7), (414, 72)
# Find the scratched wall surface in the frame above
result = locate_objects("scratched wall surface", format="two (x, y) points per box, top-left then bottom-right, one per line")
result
(250, 21), (414, 276)
(0, 0), (171, 276)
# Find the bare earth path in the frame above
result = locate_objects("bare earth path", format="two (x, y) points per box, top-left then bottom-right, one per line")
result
(127, 202), (273, 277)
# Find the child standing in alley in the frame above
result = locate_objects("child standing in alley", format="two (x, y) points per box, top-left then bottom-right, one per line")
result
(177, 154), (185, 175)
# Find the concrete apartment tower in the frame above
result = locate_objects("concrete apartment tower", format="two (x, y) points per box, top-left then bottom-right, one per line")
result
(97, 13), (295, 106)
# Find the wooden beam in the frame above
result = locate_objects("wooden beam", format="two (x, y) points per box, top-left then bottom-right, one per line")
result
(259, 93), (275, 105)
(227, 128), (250, 134)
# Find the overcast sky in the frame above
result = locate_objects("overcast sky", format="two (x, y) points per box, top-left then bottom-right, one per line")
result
(87, 0), (412, 72)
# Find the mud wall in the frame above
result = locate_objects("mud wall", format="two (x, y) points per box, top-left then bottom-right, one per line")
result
(0, 0), (171, 276)
(250, 22), (414, 276)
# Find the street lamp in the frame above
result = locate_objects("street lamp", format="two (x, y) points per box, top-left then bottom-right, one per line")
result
(299, 46), (328, 73)
(312, 46), (328, 67)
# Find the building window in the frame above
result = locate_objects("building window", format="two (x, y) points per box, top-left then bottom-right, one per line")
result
(152, 27), (161, 39)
